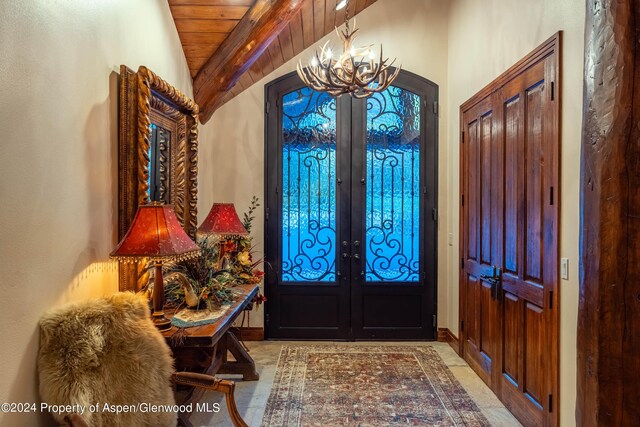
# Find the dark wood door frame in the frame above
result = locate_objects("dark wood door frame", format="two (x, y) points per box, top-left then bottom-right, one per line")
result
(577, 1), (640, 425)
(264, 70), (438, 340)
(458, 33), (561, 427)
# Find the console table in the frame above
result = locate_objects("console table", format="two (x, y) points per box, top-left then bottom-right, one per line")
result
(162, 284), (260, 426)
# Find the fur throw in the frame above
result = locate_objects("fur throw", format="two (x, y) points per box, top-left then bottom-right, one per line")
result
(38, 292), (177, 426)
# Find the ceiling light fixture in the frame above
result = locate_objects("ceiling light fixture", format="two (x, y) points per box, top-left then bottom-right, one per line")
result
(296, 0), (400, 99)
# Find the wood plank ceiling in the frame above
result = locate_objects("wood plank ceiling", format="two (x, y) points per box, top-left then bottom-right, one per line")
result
(169, 0), (379, 122)
(169, 0), (255, 77)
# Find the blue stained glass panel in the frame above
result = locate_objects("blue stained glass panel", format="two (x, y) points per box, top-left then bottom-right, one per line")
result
(365, 86), (421, 282)
(281, 88), (337, 282)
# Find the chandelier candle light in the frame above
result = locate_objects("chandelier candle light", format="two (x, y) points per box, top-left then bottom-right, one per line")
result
(296, 0), (400, 98)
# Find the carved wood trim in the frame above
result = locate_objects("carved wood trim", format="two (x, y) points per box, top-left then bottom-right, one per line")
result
(118, 65), (199, 292)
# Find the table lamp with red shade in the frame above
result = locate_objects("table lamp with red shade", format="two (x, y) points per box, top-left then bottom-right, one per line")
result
(197, 203), (249, 268)
(110, 203), (199, 331)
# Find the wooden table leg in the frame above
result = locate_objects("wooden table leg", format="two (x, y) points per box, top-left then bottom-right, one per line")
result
(218, 331), (259, 381)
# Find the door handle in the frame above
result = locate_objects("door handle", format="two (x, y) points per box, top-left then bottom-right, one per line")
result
(481, 267), (502, 300)
(353, 254), (360, 261)
(342, 252), (350, 259)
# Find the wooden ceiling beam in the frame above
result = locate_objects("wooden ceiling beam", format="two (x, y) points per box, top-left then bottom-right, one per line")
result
(194, 0), (306, 123)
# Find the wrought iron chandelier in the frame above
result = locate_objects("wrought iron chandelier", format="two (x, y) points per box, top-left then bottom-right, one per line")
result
(296, 0), (400, 98)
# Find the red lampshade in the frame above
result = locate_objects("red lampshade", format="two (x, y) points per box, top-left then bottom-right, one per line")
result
(198, 203), (249, 239)
(110, 204), (199, 262)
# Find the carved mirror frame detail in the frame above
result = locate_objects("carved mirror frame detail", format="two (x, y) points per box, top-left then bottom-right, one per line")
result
(118, 65), (199, 292)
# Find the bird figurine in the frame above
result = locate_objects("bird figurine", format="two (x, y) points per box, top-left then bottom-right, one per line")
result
(166, 272), (200, 308)
(181, 280), (200, 309)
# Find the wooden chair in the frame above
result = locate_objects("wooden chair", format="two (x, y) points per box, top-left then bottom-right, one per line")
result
(38, 292), (248, 427)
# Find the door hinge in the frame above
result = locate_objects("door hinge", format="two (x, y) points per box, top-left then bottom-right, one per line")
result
(548, 394), (553, 412)
(460, 320), (464, 332)
(461, 194), (464, 206)
(265, 207), (269, 221)
(432, 208), (437, 221)
(266, 101), (270, 114)
(433, 101), (439, 115)
(549, 290), (553, 309)
(432, 314), (437, 327)
(550, 82), (555, 101)
(461, 130), (465, 144)
(550, 186), (554, 205)
(275, 186), (279, 195)
(265, 313), (270, 325)
(461, 258), (464, 269)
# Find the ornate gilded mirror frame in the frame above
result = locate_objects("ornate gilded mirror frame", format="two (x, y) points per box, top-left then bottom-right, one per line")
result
(118, 65), (199, 292)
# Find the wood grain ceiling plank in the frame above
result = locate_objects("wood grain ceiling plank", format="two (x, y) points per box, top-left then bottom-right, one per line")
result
(221, 91), (235, 104)
(278, 23), (295, 63)
(247, 44), (276, 82)
(169, 5), (249, 20)
(232, 75), (247, 92)
(178, 32), (231, 45)
(300, 1), (315, 48)
(182, 44), (221, 57)
(169, 0), (254, 6)
(346, 0), (358, 24)
(334, 1), (347, 30)
(173, 19), (240, 33)
(247, 59), (266, 82)
(193, 0), (382, 113)
(255, 45), (275, 77)
(289, 11), (305, 54)
(186, 56), (211, 70)
(267, 39), (285, 72)
(228, 83), (242, 98)
(324, 0), (337, 35)
(313, 0), (325, 40)
(194, 0), (303, 121)
(237, 72), (255, 91)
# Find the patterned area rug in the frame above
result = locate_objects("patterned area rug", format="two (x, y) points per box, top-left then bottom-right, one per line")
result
(261, 345), (489, 426)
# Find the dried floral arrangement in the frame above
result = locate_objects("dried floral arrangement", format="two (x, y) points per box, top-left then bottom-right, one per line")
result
(162, 197), (264, 311)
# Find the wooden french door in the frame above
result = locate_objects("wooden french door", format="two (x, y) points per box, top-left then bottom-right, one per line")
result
(265, 70), (438, 340)
(460, 34), (560, 427)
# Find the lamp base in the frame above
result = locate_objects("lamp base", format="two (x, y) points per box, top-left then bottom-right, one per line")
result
(152, 311), (172, 331)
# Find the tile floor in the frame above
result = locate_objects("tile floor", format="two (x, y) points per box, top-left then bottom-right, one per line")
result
(188, 341), (521, 427)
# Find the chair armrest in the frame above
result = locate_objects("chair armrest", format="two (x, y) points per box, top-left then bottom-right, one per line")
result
(172, 372), (248, 427)
(172, 371), (233, 393)
(64, 413), (90, 427)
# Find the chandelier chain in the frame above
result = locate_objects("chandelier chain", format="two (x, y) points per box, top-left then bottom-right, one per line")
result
(344, 0), (350, 34)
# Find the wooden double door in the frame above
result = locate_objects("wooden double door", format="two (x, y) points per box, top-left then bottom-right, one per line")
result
(459, 35), (560, 426)
(265, 70), (438, 340)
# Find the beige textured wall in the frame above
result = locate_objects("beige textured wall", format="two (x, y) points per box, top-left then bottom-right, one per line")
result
(0, 1), (191, 425)
(446, 1), (584, 425)
(199, 0), (451, 330)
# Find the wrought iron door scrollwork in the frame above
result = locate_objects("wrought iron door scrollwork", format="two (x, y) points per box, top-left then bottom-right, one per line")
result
(365, 86), (421, 282)
(281, 88), (337, 282)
